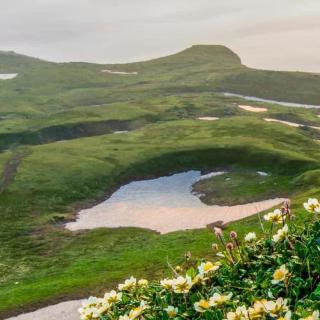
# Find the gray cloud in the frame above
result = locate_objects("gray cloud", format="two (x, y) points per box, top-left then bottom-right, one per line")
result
(0, 0), (319, 72)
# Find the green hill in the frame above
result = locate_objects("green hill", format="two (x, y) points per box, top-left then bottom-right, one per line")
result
(1, 45), (320, 318)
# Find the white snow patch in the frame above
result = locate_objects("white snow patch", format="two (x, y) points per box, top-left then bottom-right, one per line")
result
(238, 105), (267, 112)
(101, 69), (138, 75)
(198, 117), (219, 121)
(264, 118), (320, 130)
(197, 171), (225, 181)
(257, 171), (268, 176)
(0, 73), (18, 80)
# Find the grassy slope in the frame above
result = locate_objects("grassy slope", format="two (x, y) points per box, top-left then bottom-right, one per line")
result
(1, 46), (320, 317)
(192, 171), (294, 206)
(216, 68), (320, 105)
(1, 45), (320, 136)
(1, 118), (320, 317)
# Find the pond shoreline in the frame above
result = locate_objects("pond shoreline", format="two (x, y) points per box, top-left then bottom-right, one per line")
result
(64, 166), (230, 228)
(66, 171), (287, 234)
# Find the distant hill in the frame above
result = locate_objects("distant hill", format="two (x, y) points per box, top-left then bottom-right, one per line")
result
(0, 44), (320, 145)
(112, 45), (243, 73)
(0, 45), (319, 105)
(0, 50), (51, 72)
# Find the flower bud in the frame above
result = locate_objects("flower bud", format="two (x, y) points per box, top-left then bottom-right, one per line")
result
(226, 242), (234, 251)
(184, 251), (192, 261)
(175, 265), (182, 273)
(284, 200), (290, 208)
(230, 231), (238, 239)
(211, 243), (219, 251)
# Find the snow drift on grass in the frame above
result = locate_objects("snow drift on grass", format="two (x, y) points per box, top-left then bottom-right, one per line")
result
(0, 73), (18, 80)
(101, 69), (138, 75)
(238, 105), (267, 112)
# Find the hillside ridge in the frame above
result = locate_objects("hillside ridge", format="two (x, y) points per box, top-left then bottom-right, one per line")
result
(0, 45), (241, 68)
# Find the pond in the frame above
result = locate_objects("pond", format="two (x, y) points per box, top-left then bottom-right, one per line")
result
(66, 171), (286, 234)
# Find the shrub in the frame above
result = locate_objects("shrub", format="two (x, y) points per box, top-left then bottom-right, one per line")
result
(79, 199), (320, 320)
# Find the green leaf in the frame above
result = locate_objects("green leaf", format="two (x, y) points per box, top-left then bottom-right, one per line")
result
(186, 267), (196, 278)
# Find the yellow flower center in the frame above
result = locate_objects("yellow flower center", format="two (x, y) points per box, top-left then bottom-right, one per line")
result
(216, 297), (226, 305)
(310, 204), (317, 211)
(167, 311), (176, 317)
(176, 281), (189, 292)
(273, 270), (285, 280)
(199, 300), (210, 309)
(204, 262), (214, 272)
(129, 307), (143, 319)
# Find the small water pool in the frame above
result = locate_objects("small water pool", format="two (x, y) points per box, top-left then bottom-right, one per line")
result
(66, 171), (286, 233)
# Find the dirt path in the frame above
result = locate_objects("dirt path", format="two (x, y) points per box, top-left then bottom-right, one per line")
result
(0, 149), (31, 193)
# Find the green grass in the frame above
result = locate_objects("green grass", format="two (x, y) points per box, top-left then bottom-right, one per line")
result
(1, 117), (320, 317)
(75, 219), (320, 320)
(1, 45), (320, 317)
(192, 170), (295, 206)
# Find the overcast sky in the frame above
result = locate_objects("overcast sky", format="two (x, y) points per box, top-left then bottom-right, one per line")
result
(1, 0), (320, 72)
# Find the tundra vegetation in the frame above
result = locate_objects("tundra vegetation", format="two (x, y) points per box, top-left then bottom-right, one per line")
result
(1, 45), (320, 318)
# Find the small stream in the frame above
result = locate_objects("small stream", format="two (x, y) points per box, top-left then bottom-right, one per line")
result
(223, 92), (320, 108)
